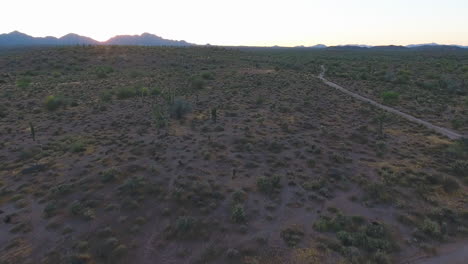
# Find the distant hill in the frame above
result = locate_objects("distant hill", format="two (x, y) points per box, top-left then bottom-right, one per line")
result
(409, 45), (464, 51)
(105, 33), (191, 46)
(0, 31), (193, 47)
(320, 43), (468, 51)
(0, 31), (98, 46)
(58, 33), (99, 45)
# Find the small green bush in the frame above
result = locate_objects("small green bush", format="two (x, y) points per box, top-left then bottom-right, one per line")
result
(69, 141), (85, 153)
(201, 72), (215, 80)
(150, 87), (161, 96)
(421, 218), (441, 238)
(16, 78), (31, 88)
(232, 190), (247, 204)
(169, 98), (191, 119)
(231, 204), (246, 223)
(191, 77), (205, 90)
(381, 91), (399, 105)
(451, 160), (468, 177)
(257, 175), (281, 194)
(44, 95), (66, 111)
(281, 225), (304, 247)
(115, 87), (137, 99)
(99, 91), (112, 102)
(314, 214), (395, 254)
(101, 168), (118, 183)
(95, 66), (114, 78)
(176, 216), (195, 233)
(441, 176), (460, 193)
(257, 177), (273, 193)
(451, 119), (464, 130)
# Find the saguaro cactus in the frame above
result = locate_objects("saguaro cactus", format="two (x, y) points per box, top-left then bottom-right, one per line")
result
(211, 107), (217, 123)
(29, 122), (35, 141)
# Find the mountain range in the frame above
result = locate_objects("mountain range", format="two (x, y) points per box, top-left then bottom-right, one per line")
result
(302, 43), (468, 50)
(0, 31), (192, 47)
(0, 31), (467, 49)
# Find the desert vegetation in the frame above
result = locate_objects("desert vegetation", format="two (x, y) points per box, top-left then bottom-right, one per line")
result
(0, 46), (467, 264)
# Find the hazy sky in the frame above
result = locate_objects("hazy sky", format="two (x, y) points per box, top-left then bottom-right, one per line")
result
(2, 0), (468, 46)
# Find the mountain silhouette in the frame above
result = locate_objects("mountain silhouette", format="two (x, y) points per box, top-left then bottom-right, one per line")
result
(0, 31), (467, 49)
(0, 31), (192, 47)
(105, 33), (190, 46)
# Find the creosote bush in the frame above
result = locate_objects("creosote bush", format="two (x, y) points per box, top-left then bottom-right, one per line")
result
(44, 95), (66, 111)
(314, 213), (396, 256)
(16, 78), (31, 88)
(115, 87), (137, 99)
(257, 175), (281, 194)
(281, 225), (304, 247)
(191, 77), (205, 90)
(381, 91), (399, 105)
(170, 98), (191, 119)
(95, 66), (114, 78)
(231, 204), (246, 223)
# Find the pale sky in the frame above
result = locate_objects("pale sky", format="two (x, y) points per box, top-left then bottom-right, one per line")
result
(2, 0), (468, 46)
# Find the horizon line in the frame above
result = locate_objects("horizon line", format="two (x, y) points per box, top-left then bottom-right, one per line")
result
(2, 30), (468, 48)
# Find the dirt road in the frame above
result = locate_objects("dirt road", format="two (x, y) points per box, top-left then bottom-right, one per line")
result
(318, 66), (465, 140)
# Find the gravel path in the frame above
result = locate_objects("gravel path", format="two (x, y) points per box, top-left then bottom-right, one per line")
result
(318, 66), (465, 140)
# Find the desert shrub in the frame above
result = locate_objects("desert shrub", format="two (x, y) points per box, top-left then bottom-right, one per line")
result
(441, 176), (460, 193)
(447, 138), (468, 158)
(173, 216), (199, 239)
(314, 214), (395, 254)
(439, 76), (463, 94)
(44, 95), (66, 111)
(95, 66), (114, 78)
(451, 119), (464, 130)
(373, 250), (391, 264)
(150, 87), (161, 95)
(129, 70), (142, 78)
(16, 78), (31, 88)
(420, 218), (441, 239)
(281, 225), (304, 247)
(176, 216), (194, 232)
(152, 104), (168, 128)
(417, 80), (438, 91)
(381, 91), (399, 105)
(451, 160), (468, 177)
(169, 98), (191, 119)
(118, 176), (146, 196)
(456, 138), (468, 153)
(395, 73), (410, 84)
(231, 204), (246, 223)
(232, 190), (247, 203)
(70, 200), (84, 216)
(138, 87), (150, 96)
(69, 254), (92, 264)
(101, 168), (118, 183)
(255, 96), (265, 105)
(363, 182), (394, 204)
(0, 105), (7, 118)
(191, 77), (205, 90)
(96, 237), (119, 258)
(69, 141), (85, 153)
(115, 87), (137, 99)
(43, 200), (58, 218)
(99, 91), (112, 102)
(256, 175), (281, 194)
(201, 72), (214, 80)
(267, 142), (284, 153)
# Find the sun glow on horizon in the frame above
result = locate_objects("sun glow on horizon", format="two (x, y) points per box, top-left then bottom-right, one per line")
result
(2, 0), (468, 46)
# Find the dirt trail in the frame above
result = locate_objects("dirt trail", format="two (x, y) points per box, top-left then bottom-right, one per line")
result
(318, 66), (465, 140)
